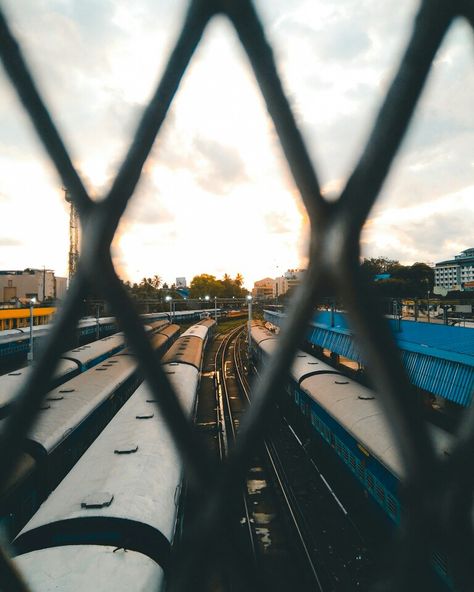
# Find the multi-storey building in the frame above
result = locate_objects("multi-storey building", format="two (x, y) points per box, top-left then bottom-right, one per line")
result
(0, 269), (67, 303)
(253, 269), (306, 300)
(252, 277), (275, 299)
(434, 248), (474, 294)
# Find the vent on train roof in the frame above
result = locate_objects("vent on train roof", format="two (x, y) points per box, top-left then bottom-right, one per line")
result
(358, 395), (375, 400)
(114, 444), (138, 454)
(95, 368), (108, 371)
(59, 388), (75, 393)
(8, 372), (21, 376)
(335, 381), (349, 385)
(308, 362), (319, 365)
(81, 493), (114, 509)
(136, 412), (154, 419)
(296, 354), (307, 358)
(47, 395), (64, 401)
(39, 404), (51, 410)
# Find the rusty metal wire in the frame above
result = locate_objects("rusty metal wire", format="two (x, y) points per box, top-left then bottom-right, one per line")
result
(0, 0), (473, 590)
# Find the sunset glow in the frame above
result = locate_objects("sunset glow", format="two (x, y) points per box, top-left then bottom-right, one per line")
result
(1, 1), (473, 288)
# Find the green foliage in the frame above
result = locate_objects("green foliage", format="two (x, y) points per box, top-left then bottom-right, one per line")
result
(361, 257), (434, 298)
(189, 273), (248, 298)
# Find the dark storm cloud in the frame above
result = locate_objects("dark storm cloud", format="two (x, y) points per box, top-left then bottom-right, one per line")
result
(193, 136), (247, 194)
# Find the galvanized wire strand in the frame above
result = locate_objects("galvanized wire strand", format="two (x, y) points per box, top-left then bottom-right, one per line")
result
(102, 0), (216, 238)
(223, 0), (327, 223)
(170, 262), (326, 590)
(91, 254), (214, 489)
(338, 0), (454, 235)
(0, 7), (92, 217)
(332, 261), (438, 589)
(0, 272), (88, 492)
(0, 546), (31, 592)
(0, 0), (471, 590)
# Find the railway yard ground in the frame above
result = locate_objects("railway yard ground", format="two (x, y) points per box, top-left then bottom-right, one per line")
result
(181, 322), (390, 591)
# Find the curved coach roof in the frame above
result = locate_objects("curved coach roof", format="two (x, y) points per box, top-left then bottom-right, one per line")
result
(0, 359), (79, 414)
(15, 546), (164, 592)
(250, 324), (277, 347)
(258, 334), (340, 385)
(299, 372), (454, 479)
(15, 368), (199, 564)
(26, 355), (137, 454)
(181, 324), (209, 341)
(161, 335), (203, 370)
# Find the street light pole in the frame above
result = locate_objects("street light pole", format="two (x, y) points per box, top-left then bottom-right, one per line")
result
(214, 296), (217, 322)
(27, 297), (36, 363)
(247, 295), (252, 357)
(165, 295), (172, 320)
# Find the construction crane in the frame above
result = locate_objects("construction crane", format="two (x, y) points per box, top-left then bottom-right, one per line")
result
(64, 188), (79, 282)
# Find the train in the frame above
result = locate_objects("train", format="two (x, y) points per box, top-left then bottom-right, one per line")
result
(0, 319), (174, 418)
(250, 322), (455, 588)
(11, 319), (216, 591)
(0, 308), (221, 368)
(0, 322), (180, 539)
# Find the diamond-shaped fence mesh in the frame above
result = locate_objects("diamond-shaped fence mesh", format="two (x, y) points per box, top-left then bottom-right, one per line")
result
(0, 0), (473, 590)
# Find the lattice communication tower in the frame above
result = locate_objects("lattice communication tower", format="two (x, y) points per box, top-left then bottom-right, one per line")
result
(64, 187), (79, 282)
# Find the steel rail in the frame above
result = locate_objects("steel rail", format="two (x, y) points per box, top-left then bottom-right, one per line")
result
(233, 332), (325, 592)
(215, 326), (259, 566)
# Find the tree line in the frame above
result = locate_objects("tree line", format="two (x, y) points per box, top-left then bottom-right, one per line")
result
(122, 273), (248, 300)
(361, 257), (434, 298)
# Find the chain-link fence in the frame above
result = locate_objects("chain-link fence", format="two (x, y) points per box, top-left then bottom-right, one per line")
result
(1, 0), (473, 590)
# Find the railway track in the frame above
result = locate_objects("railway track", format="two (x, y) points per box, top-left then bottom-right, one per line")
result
(234, 331), (375, 591)
(219, 328), (325, 591)
(192, 324), (374, 590)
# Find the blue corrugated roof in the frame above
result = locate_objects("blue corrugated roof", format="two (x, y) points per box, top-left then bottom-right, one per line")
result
(264, 309), (474, 406)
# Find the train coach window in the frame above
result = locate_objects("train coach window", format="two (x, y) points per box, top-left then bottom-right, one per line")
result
(386, 494), (399, 520)
(366, 473), (375, 491)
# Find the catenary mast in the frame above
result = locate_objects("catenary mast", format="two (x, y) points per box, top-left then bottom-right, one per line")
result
(64, 188), (79, 283)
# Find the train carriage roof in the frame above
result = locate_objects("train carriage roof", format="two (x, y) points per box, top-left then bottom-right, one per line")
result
(15, 545), (164, 592)
(0, 359), (79, 414)
(161, 335), (203, 370)
(26, 355), (137, 454)
(299, 373), (454, 478)
(15, 375), (198, 550)
(180, 324), (209, 341)
(63, 334), (125, 367)
(250, 324), (277, 347)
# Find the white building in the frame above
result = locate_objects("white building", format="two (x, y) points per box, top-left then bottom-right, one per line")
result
(0, 269), (67, 303)
(274, 269), (305, 297)
(434, 248), (474, 294)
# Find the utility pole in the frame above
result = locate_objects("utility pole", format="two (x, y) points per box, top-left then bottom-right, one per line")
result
(64, 188), (79, 283)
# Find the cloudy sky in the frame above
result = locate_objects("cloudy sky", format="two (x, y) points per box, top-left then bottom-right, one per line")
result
(1, 0), (473, 289)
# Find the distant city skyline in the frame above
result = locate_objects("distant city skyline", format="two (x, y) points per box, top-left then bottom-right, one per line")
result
(1, 1), (473, 290)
